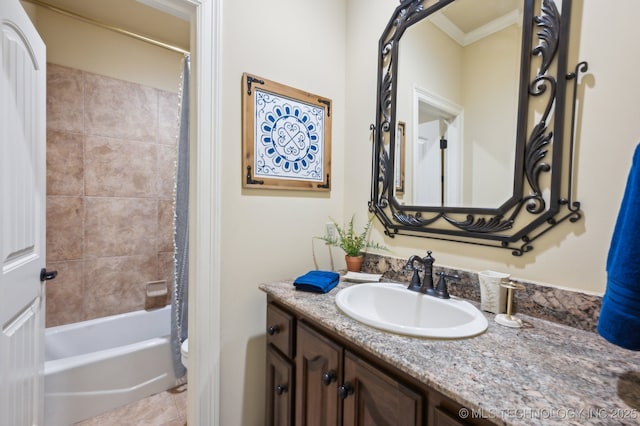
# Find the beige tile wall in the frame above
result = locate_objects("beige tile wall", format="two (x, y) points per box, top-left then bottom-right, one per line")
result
(45, 63), (179, 327)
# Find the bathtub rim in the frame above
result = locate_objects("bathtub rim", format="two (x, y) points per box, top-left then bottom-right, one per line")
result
(45, 306), (172, 362)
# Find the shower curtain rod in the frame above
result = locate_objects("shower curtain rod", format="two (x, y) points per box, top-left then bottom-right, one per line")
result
(22, 0), (190, 55)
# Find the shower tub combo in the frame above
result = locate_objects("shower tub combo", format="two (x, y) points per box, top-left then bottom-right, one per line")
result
(44, 306), (179, 425)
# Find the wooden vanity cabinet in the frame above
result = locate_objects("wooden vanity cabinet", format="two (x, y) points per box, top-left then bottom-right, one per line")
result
(266, 303), (296, 426)
(266, 299), (494, 426)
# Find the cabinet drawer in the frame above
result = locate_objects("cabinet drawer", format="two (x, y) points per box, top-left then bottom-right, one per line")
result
(267, 303), (295, 358)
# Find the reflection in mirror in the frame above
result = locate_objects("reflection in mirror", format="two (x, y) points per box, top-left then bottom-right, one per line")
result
(395, 121), (406, 194)
(395, 0), (521, 208)
(402, 89), (463, 206)
(370, 0), (587, 255)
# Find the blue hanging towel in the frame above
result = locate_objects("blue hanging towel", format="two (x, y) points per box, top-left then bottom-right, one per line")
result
(598, 143), (640, 351)
(294, 270), (340, 294)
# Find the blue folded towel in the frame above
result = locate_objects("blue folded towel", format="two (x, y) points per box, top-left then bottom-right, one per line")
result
(598, 143), (640, 351)
(294, 270), (340, 293)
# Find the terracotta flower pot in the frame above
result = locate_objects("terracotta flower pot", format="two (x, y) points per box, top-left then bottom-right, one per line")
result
(345, 255), (364, 272)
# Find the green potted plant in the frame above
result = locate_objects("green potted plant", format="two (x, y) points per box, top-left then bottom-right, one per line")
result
(318, 214), (389, 272)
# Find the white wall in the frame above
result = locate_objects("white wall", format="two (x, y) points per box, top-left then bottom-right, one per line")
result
(23, 4), (184, 92)
(219, 1), (346, 424)
(346, 0), (640, 295)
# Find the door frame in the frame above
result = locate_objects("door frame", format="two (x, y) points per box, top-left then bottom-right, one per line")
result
(157, 0), (222, 424)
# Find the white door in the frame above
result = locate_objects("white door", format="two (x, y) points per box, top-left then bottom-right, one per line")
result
(0, 1), (47, 425)
(414, 120), (441, 205)
(413, 119), (463, 207)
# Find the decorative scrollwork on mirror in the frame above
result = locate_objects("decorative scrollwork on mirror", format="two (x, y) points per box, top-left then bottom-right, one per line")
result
(369, 0), (587, 256)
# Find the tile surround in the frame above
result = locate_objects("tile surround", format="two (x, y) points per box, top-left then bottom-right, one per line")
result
(45, 260), (84, 327)
(362, 253), (602, 332)
(46, 65), (84, 133)
(84, 135), (159, 197)
(159, 251), (176, 305)
(157, 143), (179, 197)
(46, 196), (83, 262)
(46, 130), (84, 196)
(84, 72), (158, 141)
(158, 91), (181, 146)
(46, 63), (179, 326)
(84, 197), (159, 258)
(158, 200), (177, 253)
(83, 255), (158, 320)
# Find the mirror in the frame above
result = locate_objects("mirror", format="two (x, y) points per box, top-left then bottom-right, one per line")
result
(396, 0), (521, 207)
(370, 0), (586, 255)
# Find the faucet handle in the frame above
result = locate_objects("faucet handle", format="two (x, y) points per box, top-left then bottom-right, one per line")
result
(423, 250), (435, 266)
(434, 272), (458, 299)
(407, 269), (422, 292)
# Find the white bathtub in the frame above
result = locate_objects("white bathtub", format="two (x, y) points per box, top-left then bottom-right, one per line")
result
(44, 306), (179, 425)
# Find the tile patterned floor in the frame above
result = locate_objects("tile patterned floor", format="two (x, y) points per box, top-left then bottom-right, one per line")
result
(74, 384), (187, 426)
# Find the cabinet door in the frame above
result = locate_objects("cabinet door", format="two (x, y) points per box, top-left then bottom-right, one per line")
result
(296, 322), (342, 426)
(266, 346), (294, 426)
(433, 407), (467, 426)
(342, 350), (424, 426)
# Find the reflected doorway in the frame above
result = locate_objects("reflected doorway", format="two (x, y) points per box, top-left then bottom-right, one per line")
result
(412, 87), (463, 207)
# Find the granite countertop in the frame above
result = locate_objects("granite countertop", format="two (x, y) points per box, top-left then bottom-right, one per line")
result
(260, 279), (640, 426)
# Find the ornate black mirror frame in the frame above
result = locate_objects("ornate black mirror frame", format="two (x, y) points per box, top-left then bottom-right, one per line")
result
(369, 0), (587, 256)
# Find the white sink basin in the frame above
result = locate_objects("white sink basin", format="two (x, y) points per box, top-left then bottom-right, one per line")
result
(335, 282), (488, 339)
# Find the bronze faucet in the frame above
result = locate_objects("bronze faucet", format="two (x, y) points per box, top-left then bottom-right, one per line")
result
(404, 251), (435, 296)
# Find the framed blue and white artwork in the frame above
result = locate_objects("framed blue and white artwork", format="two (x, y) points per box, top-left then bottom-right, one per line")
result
(242, 73), (332, 191)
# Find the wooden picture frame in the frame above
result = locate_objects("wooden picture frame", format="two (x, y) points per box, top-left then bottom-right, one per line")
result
(242, 73), (332, 191)
(395, 121), (406, 194)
